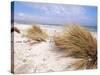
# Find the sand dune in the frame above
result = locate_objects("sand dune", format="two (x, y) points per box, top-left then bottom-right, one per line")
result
(12, 24), (97, 73)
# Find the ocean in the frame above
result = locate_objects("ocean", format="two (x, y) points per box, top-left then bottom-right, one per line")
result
(83, 26), (97, 32)
(40, 24), (97, 32)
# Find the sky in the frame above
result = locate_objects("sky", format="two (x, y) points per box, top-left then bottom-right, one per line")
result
(11, 1), (97, 26)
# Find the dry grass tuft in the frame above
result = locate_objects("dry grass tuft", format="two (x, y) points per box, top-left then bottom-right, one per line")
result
(25, 25), (48, 42)
(11, 27), (20, 33)
(53, 24), (97, 69)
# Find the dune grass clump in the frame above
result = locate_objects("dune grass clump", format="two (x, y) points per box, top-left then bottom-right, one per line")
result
(53, 25), (97, 69)
(11, 26), (20, 33)
(26, 25), (48, 42)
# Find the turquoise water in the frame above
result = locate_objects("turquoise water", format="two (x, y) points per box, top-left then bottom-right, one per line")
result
(83, 26), (97, 32)
(43, 24), (97, 32)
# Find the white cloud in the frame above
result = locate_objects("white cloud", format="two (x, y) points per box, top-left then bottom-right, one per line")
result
(23, 2), (88, 18)
(18, 13), (25, 17)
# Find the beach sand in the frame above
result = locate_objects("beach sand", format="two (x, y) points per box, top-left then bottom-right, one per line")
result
(12, 24), (97, 73)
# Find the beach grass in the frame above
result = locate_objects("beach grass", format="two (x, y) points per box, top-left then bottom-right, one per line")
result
(11, 26), (20, 33)
(25, 25), (48, 42)
(53, 24), (97, 69)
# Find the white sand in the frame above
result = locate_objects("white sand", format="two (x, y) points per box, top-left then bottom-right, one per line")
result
(13, 24), (97, 74)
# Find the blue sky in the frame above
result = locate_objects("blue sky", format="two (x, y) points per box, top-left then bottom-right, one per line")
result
(11, 1), (97, 26)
